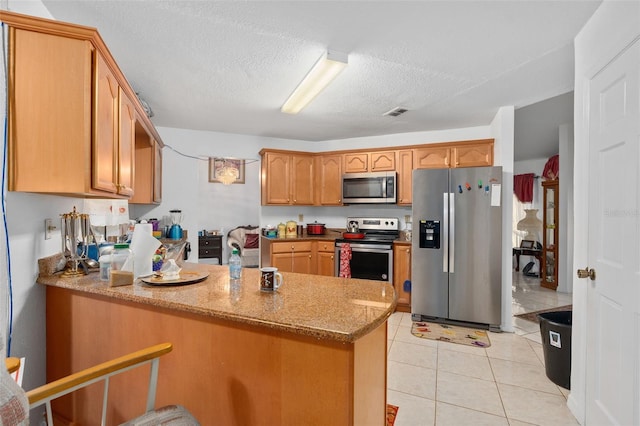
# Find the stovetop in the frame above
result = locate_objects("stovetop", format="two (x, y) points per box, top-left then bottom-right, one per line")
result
(336, 217), (399, 245)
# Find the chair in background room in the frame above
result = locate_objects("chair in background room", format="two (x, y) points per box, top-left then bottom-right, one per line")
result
(227, 225), (260, 267)
(1, 340), (199, 425)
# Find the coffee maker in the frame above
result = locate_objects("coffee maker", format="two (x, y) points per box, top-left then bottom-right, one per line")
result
(168, 210), (183, 239)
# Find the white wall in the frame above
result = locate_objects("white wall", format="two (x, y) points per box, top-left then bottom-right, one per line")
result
(491, 106), (515, 332)
(558, 123), (574, 294)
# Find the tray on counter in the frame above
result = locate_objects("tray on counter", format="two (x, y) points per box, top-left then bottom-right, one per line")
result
(140, 270), (209, 286)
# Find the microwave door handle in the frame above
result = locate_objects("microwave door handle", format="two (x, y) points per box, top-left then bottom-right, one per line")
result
(381, 176), (386, 196)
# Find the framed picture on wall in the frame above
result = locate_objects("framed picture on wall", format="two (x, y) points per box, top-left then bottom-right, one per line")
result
(208, 158), (245, 184)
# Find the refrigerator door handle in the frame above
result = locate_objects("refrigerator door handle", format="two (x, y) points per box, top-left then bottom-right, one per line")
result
(443, 192), (449, 273)
(449, 192), (455, 273)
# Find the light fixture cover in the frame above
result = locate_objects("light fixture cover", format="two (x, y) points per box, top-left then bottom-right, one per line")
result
(281, 50), (348, 114)
(517, 209), (542, 241)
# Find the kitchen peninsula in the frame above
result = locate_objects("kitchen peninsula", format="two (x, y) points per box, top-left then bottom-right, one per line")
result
(38, 261), (395, 425)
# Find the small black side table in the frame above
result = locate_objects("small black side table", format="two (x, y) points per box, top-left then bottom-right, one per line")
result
(513, 247), (542, 272)
(199, 235), (223, 264)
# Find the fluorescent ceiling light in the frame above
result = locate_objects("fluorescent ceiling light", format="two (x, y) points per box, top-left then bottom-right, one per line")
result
(281, 50), (348, 114)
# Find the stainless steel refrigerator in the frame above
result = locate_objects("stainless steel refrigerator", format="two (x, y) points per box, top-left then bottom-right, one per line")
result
(411, 166), (502, 329)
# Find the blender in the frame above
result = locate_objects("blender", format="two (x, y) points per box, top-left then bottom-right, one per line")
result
(168, 210), (183, 239)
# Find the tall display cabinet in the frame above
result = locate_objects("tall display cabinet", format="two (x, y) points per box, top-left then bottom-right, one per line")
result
(542, 180), (559, 290)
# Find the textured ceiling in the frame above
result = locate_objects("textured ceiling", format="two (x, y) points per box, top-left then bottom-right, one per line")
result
(37, 0), (600, 159)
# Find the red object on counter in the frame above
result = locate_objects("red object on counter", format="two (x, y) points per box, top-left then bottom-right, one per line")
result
(306, 222), (326, 235)
(342, 232), (365, 239)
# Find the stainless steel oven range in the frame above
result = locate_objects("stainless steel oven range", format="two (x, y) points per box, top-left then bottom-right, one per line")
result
(334, 217), (399, 282)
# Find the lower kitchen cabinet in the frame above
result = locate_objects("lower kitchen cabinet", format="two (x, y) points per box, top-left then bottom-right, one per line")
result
(315, 240), (336, 276)
(270, 241), (313, 274)
(393, 243), (412, 312)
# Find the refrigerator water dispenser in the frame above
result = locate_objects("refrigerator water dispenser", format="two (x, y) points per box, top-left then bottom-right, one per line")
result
(419, 220), (440, 249)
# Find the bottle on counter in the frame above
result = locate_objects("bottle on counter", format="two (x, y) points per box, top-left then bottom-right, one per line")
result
(229, 248), (242, 279)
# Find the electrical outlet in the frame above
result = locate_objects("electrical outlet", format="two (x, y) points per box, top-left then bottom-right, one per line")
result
(298, 214), (304, 222)
(44, 218), (56, 240)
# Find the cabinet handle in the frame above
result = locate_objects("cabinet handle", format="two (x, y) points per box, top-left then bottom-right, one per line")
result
(406, 249), (410, 253)
(308, 254), (312, 258)
(331, 255), (334, 260)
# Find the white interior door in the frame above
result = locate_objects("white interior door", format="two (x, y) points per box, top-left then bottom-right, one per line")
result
(585, 39), (640, 426)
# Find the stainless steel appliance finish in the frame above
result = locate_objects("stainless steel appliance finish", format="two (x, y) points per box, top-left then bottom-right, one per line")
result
(334, 217), (399, 282)
(341, 171), (397, 204)
(411, 167), (502, 328)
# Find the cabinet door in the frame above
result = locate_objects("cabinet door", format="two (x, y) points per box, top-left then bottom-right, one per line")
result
(271, 253), (293, 272)
(343, 153), (368, 173)
(291, 251), (313, 274)
(8, 29), (93, 194)
(315, 241), (336, 276)
(153, 140), (163, 203)
(451, 143), (493, 168)
(413, 146), (450, 169)
(93, 52), (119, 193)
(117, 89), (135, 196)
(370, 151), (396, 171)
(262, 152), (291, 205)
(316, 155), (343, 205)
(291, 155), (314, 205)
(316, 252), (336, 277)
(393, 244), (412, 312)
(397, 150), (413, 205)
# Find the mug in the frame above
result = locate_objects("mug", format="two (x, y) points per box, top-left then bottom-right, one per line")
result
(260, 267), (283, 292)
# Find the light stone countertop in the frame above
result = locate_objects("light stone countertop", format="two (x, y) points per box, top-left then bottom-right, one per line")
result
(37, 262), (396, 343)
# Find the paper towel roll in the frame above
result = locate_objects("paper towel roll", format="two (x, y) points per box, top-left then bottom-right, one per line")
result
(130, 223), (161, 278)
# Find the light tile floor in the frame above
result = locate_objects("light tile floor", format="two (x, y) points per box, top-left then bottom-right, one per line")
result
(387, 272), (576, 426)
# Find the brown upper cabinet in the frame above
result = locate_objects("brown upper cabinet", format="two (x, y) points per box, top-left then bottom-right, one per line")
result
(397, 150), (413, 205)
(260, 150), (314, 205)
(260, 139), (494, 206)
(344, 151), (396, 173)
(93, 53), (135, 197)
(130, 119), (163, 204)
(315, 155), (343, 206)
(413, 145), (451, 169)
(414, 140), (493, 169)
(2, 11), (163, 199)
(451, 142), (493, 168)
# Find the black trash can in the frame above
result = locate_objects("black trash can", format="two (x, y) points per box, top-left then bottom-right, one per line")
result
(538, 311), (572, 390)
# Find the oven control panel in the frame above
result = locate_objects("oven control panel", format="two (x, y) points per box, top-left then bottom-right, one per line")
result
(346, 217), (398, 231)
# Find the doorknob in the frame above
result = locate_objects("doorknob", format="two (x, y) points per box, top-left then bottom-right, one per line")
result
(577, 267), (596, 280)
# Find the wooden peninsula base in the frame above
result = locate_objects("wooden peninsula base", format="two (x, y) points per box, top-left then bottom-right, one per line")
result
(42, 265), (393, 425)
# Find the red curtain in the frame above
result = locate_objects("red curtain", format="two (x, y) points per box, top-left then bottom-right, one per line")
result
(543, 154), (559, 180)
(514, 173), (535, 203)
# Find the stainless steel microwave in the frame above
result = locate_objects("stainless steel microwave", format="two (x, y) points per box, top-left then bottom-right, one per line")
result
(342, 171), (397, 204)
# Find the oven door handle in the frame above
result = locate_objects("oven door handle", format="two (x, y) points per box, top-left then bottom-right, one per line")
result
(337, 244), (392, 252)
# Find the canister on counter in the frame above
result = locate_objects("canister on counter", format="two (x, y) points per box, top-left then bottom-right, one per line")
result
(297, 225), (304, 236)
(285, 220), (297, 238)
(277, 223), (286, 238)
